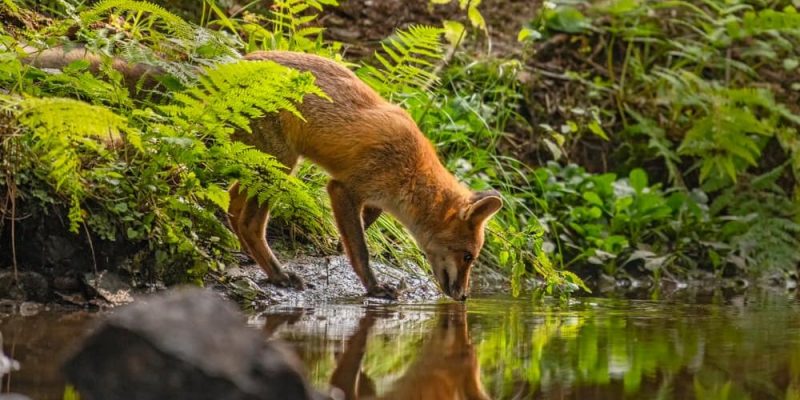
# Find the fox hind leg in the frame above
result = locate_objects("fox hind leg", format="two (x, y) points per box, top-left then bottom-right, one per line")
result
(227, 182), (248, 248)
(238, 196), (304, 289)
(229, 118), (302, 289)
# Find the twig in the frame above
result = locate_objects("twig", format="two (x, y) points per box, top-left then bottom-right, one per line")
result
(83, 222), (98, 275)
(7, 175), (17, 282)
(526, 64), (574, 81)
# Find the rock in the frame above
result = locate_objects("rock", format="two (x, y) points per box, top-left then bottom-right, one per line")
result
(64, 287), (320, 400)
(53, 276), (81, 291)
(0, 271), (49, 301)
(82, 271), (133, 305)
(18, 302), (40, 316)
(0, 394), (33, 400)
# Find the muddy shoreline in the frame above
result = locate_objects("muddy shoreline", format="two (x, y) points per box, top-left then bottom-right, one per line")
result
(0, 187), (794, 308)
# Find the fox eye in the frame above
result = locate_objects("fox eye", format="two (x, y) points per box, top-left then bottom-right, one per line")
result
(463, 252), (474, 263)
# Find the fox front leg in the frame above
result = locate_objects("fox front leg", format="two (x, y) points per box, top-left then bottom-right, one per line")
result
(327, 180), (398, 300)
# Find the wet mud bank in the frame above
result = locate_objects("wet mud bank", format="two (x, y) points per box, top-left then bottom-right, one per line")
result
(0, 200), (450, 306)
(212, 255), (444, 307)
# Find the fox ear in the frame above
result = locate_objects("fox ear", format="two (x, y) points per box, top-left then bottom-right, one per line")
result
(461, 190), (503, 224)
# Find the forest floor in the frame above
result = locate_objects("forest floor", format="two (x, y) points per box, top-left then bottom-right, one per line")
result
(316, 0), (538, 58)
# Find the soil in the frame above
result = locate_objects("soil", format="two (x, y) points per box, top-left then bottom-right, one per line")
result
(318, 0), (540, 58)
(152, 0), (540, 58)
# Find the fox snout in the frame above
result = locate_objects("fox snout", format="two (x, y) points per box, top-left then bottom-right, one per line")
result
(439, 267), (469, 302)
(447, 286), (468, 302)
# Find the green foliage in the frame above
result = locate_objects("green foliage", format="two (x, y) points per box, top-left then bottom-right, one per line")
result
(1, 95), (139, 233)
(358, 25), (447, 101)
(660, 72), (800, 183)
(0, 3), (327, 283)
(520, 0), (800, 186)
(430, 0), (486, 31)
(527, 162), (800, 279)
(510, 0), (800, 280)
(163, 60), (327, 135)
(209, 0), (342, 56)
(11, 0), (796, 294)
(265, 0), (339, 50)
(0, 0), (579, 295)
(80, 0), (194, 40)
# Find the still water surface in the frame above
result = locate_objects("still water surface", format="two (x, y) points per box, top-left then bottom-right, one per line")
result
(2, 291), (799, 399)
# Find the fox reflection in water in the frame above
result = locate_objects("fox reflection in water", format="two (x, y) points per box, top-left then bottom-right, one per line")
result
(264, 304), (490, 400)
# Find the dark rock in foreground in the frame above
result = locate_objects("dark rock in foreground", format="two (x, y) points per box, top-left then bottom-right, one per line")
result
(0, 394), (33, 400)
(63, 287), (319, 400)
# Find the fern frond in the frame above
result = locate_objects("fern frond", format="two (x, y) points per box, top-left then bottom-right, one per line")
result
(10, 96), (131, 143)
(256, 0), (339, 53)
(213, 142), (325, 232)
(358, 25), (446, 100)
(80, 0), (194, 40)
(1, 95), (139, 232)
(162, 60), (328, 136)
(740, 8), (800, 38)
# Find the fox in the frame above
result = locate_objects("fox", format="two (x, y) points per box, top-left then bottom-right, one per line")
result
(23, 46), (503, 300)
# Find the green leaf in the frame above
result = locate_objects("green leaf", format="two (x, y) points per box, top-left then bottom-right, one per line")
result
(545, 7), (589, 34)
(204, 184), (230, 211)
(582, 191), (603, 206)
(629, 168), (648, 193)
(518, 27), (542, 42)
(598, 0), (639, 15)
(587, 120), (609, 140)
(443, 20), (466, 46)
(467, 5), (486, 31)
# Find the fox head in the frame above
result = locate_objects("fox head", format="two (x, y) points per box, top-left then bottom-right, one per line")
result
(422, 190), (503, 301)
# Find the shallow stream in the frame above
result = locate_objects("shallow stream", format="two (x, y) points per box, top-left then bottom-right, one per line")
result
(2, 290), (799, 399)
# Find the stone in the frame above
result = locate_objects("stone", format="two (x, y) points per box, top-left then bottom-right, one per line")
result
(63, 287), (320, 400)
(82, 271), (133, 305)
(0, 394), (33, 400)
(0, 271), (49, 302)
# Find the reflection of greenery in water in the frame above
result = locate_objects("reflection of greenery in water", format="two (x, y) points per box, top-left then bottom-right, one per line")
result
(62, 385), (80, 400)
(267, 293), (800, 400)
(472, 294), (800, 399)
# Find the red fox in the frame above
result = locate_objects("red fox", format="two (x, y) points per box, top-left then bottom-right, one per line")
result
(25, 48), (503, 300)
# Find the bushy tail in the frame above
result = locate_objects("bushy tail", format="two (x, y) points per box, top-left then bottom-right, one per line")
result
(22, 46), (162, 94)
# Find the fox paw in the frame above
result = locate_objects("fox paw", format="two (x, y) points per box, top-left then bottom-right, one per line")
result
(269, 272), (305, 291)
(366, 283), (400, 300)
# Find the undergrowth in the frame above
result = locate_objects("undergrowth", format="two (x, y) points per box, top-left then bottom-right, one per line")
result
(0, 0), (580, 295)
(509, 0), (800, 282)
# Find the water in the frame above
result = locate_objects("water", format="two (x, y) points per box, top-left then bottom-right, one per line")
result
(2, 291), (800, 399)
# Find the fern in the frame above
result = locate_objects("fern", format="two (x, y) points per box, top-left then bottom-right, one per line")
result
(163, 59), (328, 136)
(236, 0), (341, 55)
(714, 170), (800, 276)
(738, 7), (800, 38)
(80, 0), (194, 40)
(660, 70), (800, 183)
(159, 58), (330, 232)
(358, 25), (446, 100)
(0, 95), (140, 232)
(267, 0), (339, 48)
(214, 142), (326, 234)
